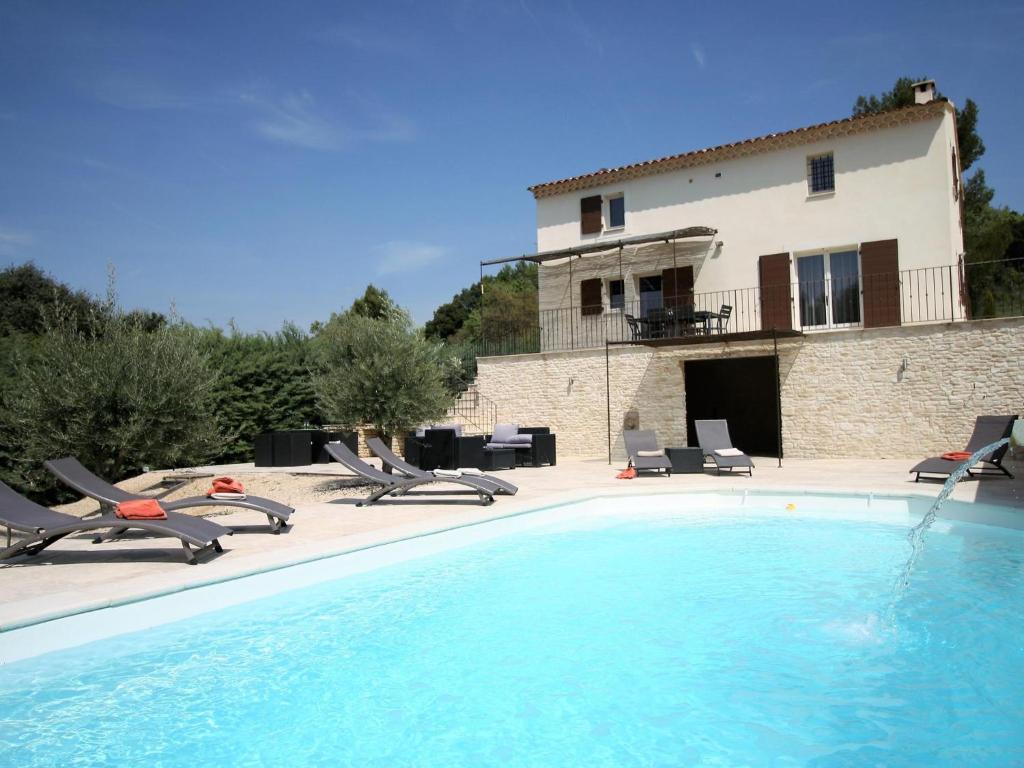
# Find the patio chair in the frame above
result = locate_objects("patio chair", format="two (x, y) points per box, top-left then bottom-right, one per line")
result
(366, 437), (518, 496)
(44, 457), (294, 533)
(0, 481), (229, 564)
(324, 442), (496, 506)
(623, 430), (672, 476)
(625, 314), (643, 341)
(694, 419), (754, 476)
(716, 304), (732, 333)
(909, 415), (1018, 482)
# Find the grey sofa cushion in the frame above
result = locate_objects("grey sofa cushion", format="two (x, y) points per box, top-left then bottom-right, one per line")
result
(491, 423), (519, 443)
(506, 434), (533, 444)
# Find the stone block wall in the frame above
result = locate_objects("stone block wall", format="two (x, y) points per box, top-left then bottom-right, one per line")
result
(475, 318), (1024, 461)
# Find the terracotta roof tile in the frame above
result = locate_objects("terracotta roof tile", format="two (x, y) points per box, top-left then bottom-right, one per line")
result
(528, 100), (950, 199)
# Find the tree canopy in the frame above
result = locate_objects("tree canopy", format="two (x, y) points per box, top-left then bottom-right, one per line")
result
(424, 262), (538, 346)
(0, 262), (106, 337)
(312, 310), (457, 441)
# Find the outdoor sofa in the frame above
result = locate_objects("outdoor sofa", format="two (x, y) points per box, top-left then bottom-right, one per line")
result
(403, 425), (485, 472)
(485, 424), (557, 468)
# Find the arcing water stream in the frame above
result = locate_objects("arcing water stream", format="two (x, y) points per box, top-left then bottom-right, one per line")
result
(894, 437), (1011, 597)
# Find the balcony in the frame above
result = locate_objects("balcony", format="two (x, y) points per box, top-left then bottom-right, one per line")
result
(475, 259), (1024, 357)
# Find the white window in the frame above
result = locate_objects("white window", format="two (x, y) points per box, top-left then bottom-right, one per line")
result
(796, 248), (860, 329)
(608, 278), (625, 310)
(806, 152), (835, 195)
(606, 195), (625, 229)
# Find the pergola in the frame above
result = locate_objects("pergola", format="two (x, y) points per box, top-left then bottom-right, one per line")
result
(479, 226), (718, 269)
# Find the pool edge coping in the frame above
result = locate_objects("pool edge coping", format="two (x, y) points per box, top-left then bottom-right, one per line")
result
(2, 487), (1020, 635)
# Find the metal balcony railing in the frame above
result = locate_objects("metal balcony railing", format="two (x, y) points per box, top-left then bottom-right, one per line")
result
(474, 258), (1024, 357)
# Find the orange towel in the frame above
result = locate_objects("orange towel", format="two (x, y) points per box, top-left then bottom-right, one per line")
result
(941, 451), (972, 461)
(115, 499), (167, 520)
(616, 467), (637, 480)
(207, 476), (245, 496)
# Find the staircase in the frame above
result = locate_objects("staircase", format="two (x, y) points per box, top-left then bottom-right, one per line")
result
(446, 382), (498, 436)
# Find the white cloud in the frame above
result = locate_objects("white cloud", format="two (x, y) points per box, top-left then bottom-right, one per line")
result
(690, 43), (706, 69)
(243, 90), (344, 151)
(240, 88), (415, 151)
(373, 241), (447, 276)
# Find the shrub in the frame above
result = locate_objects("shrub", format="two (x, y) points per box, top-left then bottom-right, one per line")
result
(200, 323), (319, 463)
(1, 308), (222, 497)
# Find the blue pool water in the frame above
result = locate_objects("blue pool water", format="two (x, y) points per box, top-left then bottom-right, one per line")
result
(2, 505), (1023, 766)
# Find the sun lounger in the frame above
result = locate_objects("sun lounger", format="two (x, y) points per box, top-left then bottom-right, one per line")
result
(694, 419), (754, 476)
(910, 415), (1017, 482)
(366, 437), (518, 496)
(0, 481), (229, 564)
(324, 442), (495, 506)
(623, 430), (672, 476)
(44, 457), (294, 533)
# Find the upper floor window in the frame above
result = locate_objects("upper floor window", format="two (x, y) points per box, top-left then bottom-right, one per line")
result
(580, 193), (626, 234)
(807, 152), (835, 195)
(607, 195), (625, 229)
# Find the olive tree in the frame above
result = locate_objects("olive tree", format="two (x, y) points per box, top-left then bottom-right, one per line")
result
(2, 308), (222, 494)
(312, 309), (458, 443)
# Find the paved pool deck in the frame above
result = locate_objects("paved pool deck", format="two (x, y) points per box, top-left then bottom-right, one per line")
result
(2, 456), (1021, 631)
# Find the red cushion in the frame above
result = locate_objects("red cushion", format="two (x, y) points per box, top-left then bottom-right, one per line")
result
(941, 451), (972, 461)
(115, 499), (167, 520)
(207, 476), (245, 496)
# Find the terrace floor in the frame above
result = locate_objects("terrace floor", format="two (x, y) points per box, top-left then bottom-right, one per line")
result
(2, 455), (1022, 631)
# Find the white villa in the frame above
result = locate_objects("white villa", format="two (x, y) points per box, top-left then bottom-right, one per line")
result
(472, 81), (1022, 462)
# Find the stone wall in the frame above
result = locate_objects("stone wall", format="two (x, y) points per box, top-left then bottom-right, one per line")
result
(475, 318), (1024, 461)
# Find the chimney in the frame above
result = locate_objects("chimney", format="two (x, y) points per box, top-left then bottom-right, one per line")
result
(912, 79), (936, 105)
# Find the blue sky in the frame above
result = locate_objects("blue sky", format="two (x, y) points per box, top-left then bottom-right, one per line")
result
(1, 0), (1021, 332)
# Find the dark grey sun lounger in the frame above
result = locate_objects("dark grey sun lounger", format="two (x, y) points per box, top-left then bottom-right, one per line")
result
(623, 430), (672, 476)
(366, 437), (518, 496)
(910, 415), (1017, 482)
(45, 457), (294, 533)
(324, 442), (495, 506)
(695, 419), (754, 476)
(0, 481), (229, 564)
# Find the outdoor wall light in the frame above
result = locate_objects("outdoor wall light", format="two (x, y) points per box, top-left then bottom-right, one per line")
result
(716, 241), (724, 248)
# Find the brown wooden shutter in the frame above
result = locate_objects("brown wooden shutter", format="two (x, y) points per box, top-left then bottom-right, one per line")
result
(662, 266), (694, 309)
(860, 239), (901, 328)
(580, 195), (602, 235)
(580, 277), (603, 315)
(758, 253), (793, 331)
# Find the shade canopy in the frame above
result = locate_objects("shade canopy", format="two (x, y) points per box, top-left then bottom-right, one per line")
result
(480, 226), (717, 268)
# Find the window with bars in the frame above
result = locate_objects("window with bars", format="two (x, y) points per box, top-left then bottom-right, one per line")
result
(807, 152), (835, 195)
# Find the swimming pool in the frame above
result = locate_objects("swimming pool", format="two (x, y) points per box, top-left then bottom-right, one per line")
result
(1, 494), (1022, 766)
